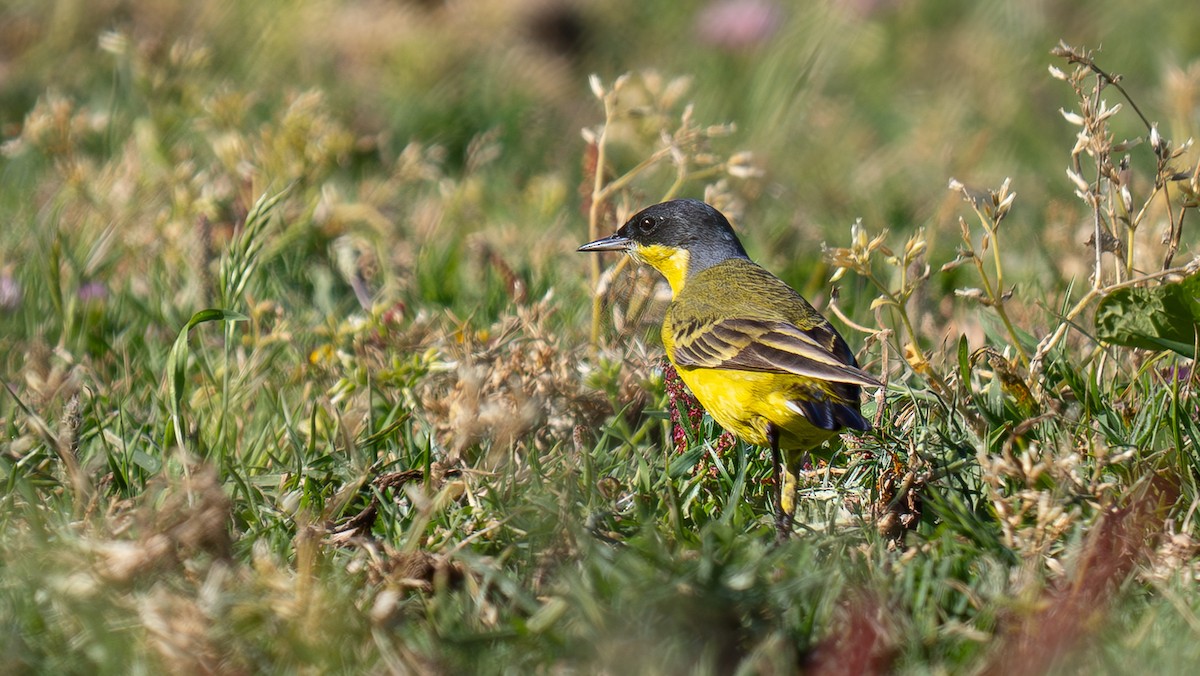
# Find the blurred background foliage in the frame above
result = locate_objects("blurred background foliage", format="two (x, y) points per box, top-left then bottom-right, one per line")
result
(4, 0), (1200, 672)
(4, 0), (1198, 297)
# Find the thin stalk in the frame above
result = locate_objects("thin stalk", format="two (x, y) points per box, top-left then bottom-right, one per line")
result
(865, 273), (951, 397)
(971, 219), (1031, 368)
(587, 98), (612, 349)
(596, 147), (672, 204)
(1161, 183), (1184, 270)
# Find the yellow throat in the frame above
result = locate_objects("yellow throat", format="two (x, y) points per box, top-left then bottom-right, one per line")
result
(633, 243), (691, 297)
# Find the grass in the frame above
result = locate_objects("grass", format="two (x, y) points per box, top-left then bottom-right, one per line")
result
(4, 0), (1200, 673)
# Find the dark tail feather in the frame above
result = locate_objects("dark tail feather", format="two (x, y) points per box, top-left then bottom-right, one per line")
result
(792, 399), (871, 432)
(833, 403), (871, 432)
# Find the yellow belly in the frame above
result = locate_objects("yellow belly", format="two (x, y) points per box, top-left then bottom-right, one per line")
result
(673, 364), (837, 452)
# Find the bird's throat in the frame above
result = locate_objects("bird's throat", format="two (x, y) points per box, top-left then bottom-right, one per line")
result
(632, 243), (690, 298)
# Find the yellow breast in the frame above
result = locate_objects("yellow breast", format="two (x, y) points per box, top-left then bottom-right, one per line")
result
(671, 364), (837, 451)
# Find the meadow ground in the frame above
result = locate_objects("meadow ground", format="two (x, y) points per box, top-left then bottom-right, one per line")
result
(3, 1), (1200, 672)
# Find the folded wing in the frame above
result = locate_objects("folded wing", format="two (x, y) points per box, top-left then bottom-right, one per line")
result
(671, 317), (881, 388)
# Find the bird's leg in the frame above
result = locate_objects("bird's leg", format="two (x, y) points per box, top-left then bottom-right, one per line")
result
(768, 425), (793, 542)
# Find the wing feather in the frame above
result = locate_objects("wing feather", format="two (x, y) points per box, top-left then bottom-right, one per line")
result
(672, 317), (881, 388)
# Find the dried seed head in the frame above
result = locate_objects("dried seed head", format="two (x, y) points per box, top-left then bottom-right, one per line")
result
(726, 151), (763, 178)
(1066, 168), (1091, 193)
(588, 74), (605, 99)
(1093, 100), (1122, 123)
(1059, 108), (1086, 126)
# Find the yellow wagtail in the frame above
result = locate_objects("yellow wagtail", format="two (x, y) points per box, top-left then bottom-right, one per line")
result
(579, 199), (881, 540)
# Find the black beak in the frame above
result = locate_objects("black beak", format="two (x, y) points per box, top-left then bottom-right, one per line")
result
(577, 232), (632, 252)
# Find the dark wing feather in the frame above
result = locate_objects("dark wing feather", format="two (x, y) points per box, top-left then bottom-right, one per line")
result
(672, 317), (881, 388)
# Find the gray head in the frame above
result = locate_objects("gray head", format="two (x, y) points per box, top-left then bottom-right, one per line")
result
(577, 199), (749, 276)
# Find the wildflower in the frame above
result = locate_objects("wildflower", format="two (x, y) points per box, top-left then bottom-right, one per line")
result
(826, 219), (890, 282)
(662, 358), (704, 455)
(0, 273), (20, 311)
(695, 0), (784, 51)
(78, 281), (107, 303)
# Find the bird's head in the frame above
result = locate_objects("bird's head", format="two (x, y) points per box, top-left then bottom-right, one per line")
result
(578, 199), (749, 296)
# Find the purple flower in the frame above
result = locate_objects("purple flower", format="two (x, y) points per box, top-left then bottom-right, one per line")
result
(1161, 364), (1193, 384)
(78, 281), (107, 303)
(0, 274), (20, 311)
(695, 0), (784, 51)
(663, 358), (705, 454)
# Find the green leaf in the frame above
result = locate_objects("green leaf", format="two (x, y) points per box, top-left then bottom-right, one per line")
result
(1095, 272), (1200, 358)
(165, 308), (248, 451)
(130, 449), (162, 473)
(957, 334), (971, 388)
(669, 444), (708, 478)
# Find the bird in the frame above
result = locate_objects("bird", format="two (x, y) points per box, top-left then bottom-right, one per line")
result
(579, 199), (881, 541)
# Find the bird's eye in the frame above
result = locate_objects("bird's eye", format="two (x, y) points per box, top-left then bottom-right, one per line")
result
(638, 216), (656, 233)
